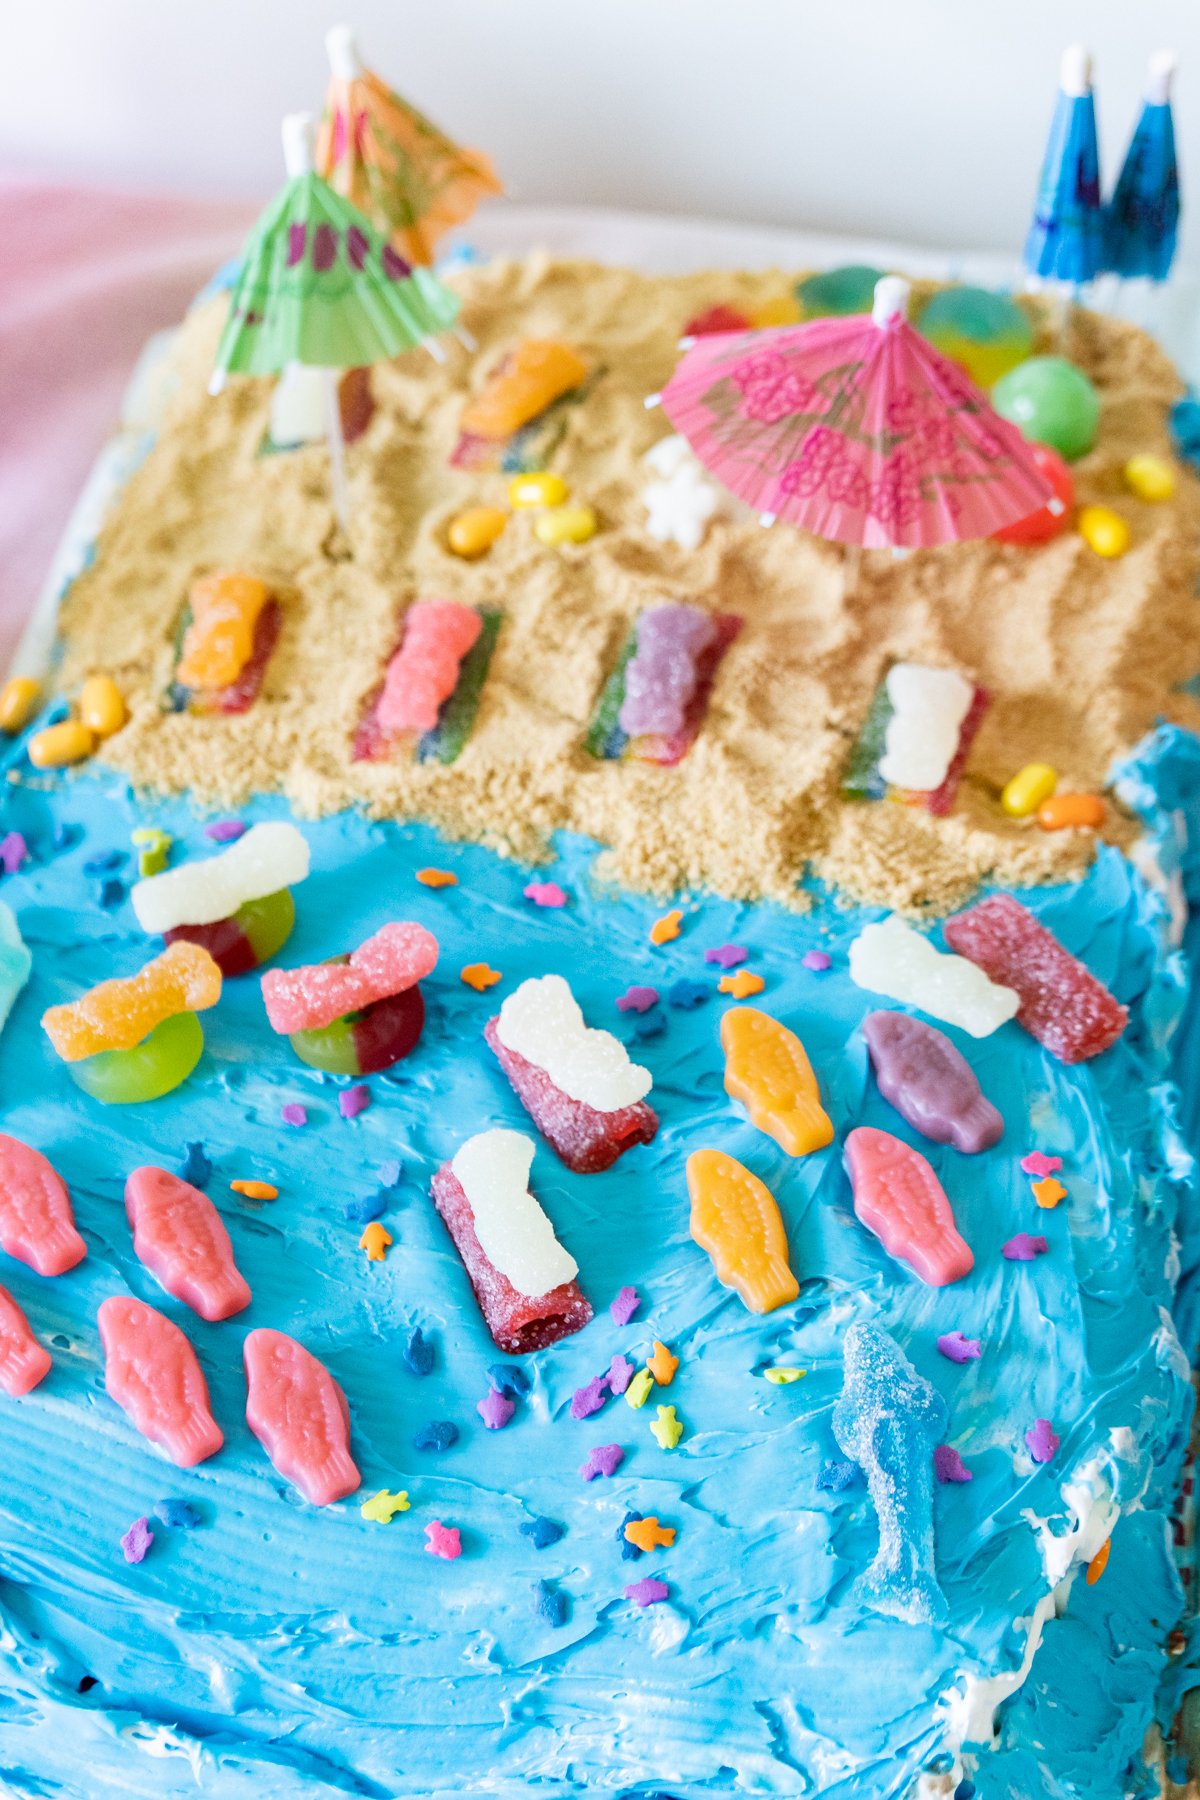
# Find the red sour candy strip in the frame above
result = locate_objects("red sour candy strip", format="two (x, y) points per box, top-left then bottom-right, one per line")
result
(430, 1162), (593, 1353)
(844, 1126), (974, 1287)
(98, 1296), (224, 1466)
(125, 1165), (252, 1322)
(262, 921), (439, 1033)
(0, 1135), (87, 1276)
(0, 1284), (51, 1396)
(243, 1328), (360, 1506)
(943, 894), (1127, 1064)
(376, 600), (483, 736)
(483, 1017), (659, 1174)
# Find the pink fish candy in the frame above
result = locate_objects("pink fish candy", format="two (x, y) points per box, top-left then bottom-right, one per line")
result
(99, 1296), (224, 1466)
(0, 1285), (52, 1396)
(0, 1134), (87, 1276)
(844, 1126), (973, 1287)
(125, 1166), (251, 1322)
(376, 600), (482, 736)
(262, 921), (439, 1034)
(244, 1328), (360, 1506)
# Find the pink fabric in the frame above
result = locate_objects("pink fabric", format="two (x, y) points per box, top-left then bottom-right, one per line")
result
(0, 178), (256, 673)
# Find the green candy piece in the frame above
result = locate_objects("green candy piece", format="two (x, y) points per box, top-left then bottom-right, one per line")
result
(289, 1009), (361, 1076)
(420, 610), (502, 766)
(240, 888), (297, 966)
(70, 1011), (204, 1105)
(842, 681), (894, 800)
(795, 265), (885, 320)
(991, 356), (1099, 462)
(914, 286), (1033, 389)
(584, 626), (638, 760)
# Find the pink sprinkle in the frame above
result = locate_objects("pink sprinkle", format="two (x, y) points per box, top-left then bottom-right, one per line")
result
(0, 832), (28, 875)
(704, 944), (747, 969)
(937, 1331), (981, 1364)
(524, 881), (568, 908)
(571, 1376), (609, 1420)
(120, 1517), (154, 1564)
(624, 1576), (668, 1608)
(607, 1353), (635, 1396)
(281, 1103), (308, 1127)
(204, 819), (246, 842)
(610, 1286), (640, 1327)
(1025, 1418), (1060, 1464)
(801, 949), (831, 972)
(934, 1445), (972, 1483)
(478, 1389), (516, 1430)
(1003, 1233), (1049, 1261)
(581, 1443), (625, 1481)
(616, 985), (659, 1014)
(424, 1520), (462, 1560)
(1020, 1151), (1063, 1178)
(339, 1084), (370, 1120)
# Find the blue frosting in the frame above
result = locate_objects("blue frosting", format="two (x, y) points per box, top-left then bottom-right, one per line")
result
(0, 735), (1197, 1799)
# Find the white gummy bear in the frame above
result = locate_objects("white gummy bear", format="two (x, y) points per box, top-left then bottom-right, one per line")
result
(849, 914), (1019, 1039)
(496, 974), (653, 1111)
(0, 900), (32, 1035)
(878, 663), (974, 793)
(131, 822), (311, 933)
(452, 1128), (578, 1297)
(641, 434), (731, 552)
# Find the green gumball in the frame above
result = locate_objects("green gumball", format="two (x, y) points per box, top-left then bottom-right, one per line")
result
(991, 356), (1099, 461)
(795, 264), (885, 320)
(915, 286), (1033, 388)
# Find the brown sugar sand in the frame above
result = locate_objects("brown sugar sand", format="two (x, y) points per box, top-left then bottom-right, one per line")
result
(51, 254), (1200, 914)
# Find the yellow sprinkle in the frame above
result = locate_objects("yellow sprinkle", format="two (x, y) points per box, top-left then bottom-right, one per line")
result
(27, 720), (96, 769)
(78, 675), (127, 739)
(650, 1403), (683, 1450)
(508, 471), (569, 509)
(417, 868), (458, 888)
(719, 970), (764, 998)
(447, 505), (508, 559)
(650, 909), (683, 946)
(361, 1488), (410, 1523)
(1123, 453), (1175, 502)
(1078, 505), (1131, 559)
(1001, 762), (1058, 819)
(534, 504), (597, 547)
(0, 676), (40, 734)
(231, 1179), (278, 1200)
(763, 1367), (807, 1385)
(625, 1368), (654, 1410)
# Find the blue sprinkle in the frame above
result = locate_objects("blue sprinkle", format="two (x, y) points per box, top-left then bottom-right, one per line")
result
(343, 1191), (387, 1223)
(96, 877), (125, 910)
(632, 1011), (667, 1041)
(667, 978), (709, 1010)
(487, 1362), (532, 1399)
(618, 1510), (644, 1560)
(817, 1458), (860, 1492)
(52, 822), (80, 852)
(404, 1327), (435, 1377)
(82, 849), (126, 875)
(413, 1419), (458, 1452)
(378, 1160), (403, 1188)
(533, 1579), (568, 1627)
(519, 1515), (564, 1550)
(180, 1142), (212, 1188)
(154, 1498), (201, 1530)
(953, 1783), (976, 1800)
(1170, 396), (1200, 461)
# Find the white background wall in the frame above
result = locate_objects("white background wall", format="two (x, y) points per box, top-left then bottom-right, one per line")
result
(3, 0), (1199, 270)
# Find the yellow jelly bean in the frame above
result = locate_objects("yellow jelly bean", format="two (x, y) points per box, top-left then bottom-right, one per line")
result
(447, 506), (508, 559)
(1123, 453), (1175, 503)
(1078, 505), (1130, 558)
(534, 505), (597, 547)
(748, 295), (802, 328)
(27, 720), (96, 769)
(0, 676), (40, 734)
(1001, 762), (1058, 819)
(79, 675), (127, 739)
(508, 471), (569, 509)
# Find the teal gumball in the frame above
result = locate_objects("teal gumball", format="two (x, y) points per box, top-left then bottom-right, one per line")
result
(915, 286), (1033, 387)
(795, 264), (885, 319)
(991, 356), (1099, 461)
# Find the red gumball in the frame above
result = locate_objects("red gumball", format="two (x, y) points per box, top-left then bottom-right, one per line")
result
(992, 443), (1074, 546)
(682, 303), (751, 339)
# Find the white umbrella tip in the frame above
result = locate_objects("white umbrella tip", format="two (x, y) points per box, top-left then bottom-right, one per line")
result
(282, 112), (318, 179)
(1148, 50), (1179, 103)
(1060, 44), (1092, 97)
(872, 276), (911, 327)
(326, 24), (363, 79)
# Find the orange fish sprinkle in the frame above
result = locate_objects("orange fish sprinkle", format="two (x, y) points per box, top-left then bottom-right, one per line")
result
(417, 868), (458, 888)
(623, 1516), (677, 1553)
(650, 909), (683, 946)
(231, 1180), (278, 1201)
(461, 963), (502, 991)
(719, 970), (765, 999)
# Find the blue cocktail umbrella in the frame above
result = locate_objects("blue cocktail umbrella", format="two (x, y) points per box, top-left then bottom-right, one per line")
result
(1024, 45), (1104, 287)
(1105, 51), (1180, 281)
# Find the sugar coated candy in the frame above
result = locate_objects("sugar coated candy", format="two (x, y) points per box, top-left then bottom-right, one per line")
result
(641, 435), (730, 552)
(461, 340), (587, 439)
(1001, 762), (1058, 818)
(534, 505), (597, 547)
(27, 720), (95, 768)
(0, 1135), (87, 1275)
(0, 675), (40, 734)
(447, 507), (507, 560)
(509, 471), (570, 509)
(78, 675), (126, 739)
(832, 1321), (949, 1625)
(618, 605), (718, 739)
(42, 941), (222, 1062)
(99, 1296), (223, 1467)
(377, 600), (483, 736)
(0, 1285), (51, 1396)
(431, 1129), (592, 1353)
(1037, 792), (1105, 832)
(0, 901), (32, 1036)
(1124, 453), (1175, 502)
(844, 1127), (974, 1286)
(720, 1006), (833, 1156)
(943, 894), (1127, 1064)
(243, 1328), (360, 1506)
(686, 1148), (799, 1314)
(262, 922), (438, 1034)
(848, 915), (1019, 1039)
(176, 572), (270, 691)
(132, 821), (309, 935)
(1077, 505), (1130, 558)
(862, 1011), (1003, 1154)
(125, 1165), (251, 1322)
(878, 665), (975, 793)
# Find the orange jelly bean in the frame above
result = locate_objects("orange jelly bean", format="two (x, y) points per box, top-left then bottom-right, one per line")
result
(42, 941), (222, 1061)
(686, 1148), (799, 1315)
(461, 341), (588, 439)
(177, 572), (270, 691)
(1037, 793), (1105, 832)
(721, 1007), (834, 1157)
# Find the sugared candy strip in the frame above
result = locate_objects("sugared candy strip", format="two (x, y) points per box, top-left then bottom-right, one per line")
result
(843, 664), (988, 816)
(376, 600), (483, 735)
(243, 1328), (360, 1505)
(720, 1006), (833, 1156)
(99, 1296), (223, 1466)
(176, 572), (270, 690)
(848, 915), (1019, 1039)
(942, 894), (1128, 1064)
(169, 586), (281, 717)
(862, 1011), (1003, 1154)
(0, 900), (32, 1035)
(844, 1126), (973, 1286)
(586, 611), (741, 766)
(495, 975), (652, 1112)
(0, 1135), (87, 1275)
(686, 1148), (799, 1313)
(262, 922), (438, 1034)
(41, 941), (222, 1060)
(460, 340), (588, 440)
(355, 609), (501, 766)
(0, 1285), (51, 1396)
(125, 1165), (251, 1322)
(131, 822), (310, 935)
(485, 1017), (658, 1174)
(431, 1129), (592, 1353)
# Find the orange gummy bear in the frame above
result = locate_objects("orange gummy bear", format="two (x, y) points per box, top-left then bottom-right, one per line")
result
(623, 1515), (676, 1553)
(42, 941), (222, 1061)
(460, 341), (587, 439)
(686, 1148), (799, 1315)
(177, 572), (270, 691)
(721, 1007), (834, 1157)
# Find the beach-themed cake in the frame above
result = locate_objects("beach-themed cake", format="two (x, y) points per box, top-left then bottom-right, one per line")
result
(3, 30), (1200, 1800)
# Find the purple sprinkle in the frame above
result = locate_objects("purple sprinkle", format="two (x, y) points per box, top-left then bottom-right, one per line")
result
(1003, 1233), (1049, 1261)
(937, 1331), (981, 1364)
(801, 949), (832, 972)
(623, 1576), (668, 1608)
(281, 1103), (308, 1127)
(934, 1445), (973, 1484)
(120, 1517), (154, 1564)
(570, 1376), (609, 1420)
(524, 880), (567, 908)
(610, 1286), (640, 1326)
(339, 1084), (370, 1120)
(616, 985), (659, 1014)
(204, 819), (246, 842)
(580, 1443), (625, 1482)
(704, 943), (747, 970)
(607, 1353), (635, 1396)
(477, 1389), (516, 1430)
(379, 1160), (403, 1187)
(1025, 1418), (1060, 1464)
(0, 832), (28, 875)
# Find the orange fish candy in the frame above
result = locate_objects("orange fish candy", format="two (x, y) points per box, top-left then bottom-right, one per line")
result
(686, 1148), (799, 1314)
(461, 340), (588, 439)
(177, 572), (270, 691)
(721, 1007), (834, 1157)
(41, 941), (222, 1061)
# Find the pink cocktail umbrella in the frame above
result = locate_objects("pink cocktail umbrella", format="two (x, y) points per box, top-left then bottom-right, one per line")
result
(655, 276), (1054, 550)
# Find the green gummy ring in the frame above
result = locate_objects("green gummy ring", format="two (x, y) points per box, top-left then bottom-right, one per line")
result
(68, 1010), (205, 1104)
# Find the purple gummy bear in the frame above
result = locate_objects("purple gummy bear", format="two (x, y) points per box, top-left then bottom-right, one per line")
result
(617, 604), (717, 738)
(862, 1011), (1003, 1155)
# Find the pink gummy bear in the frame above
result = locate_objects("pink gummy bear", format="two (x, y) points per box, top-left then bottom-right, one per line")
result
(377, 600), (482, 736)
(844, 1126), (973, 1287)
(0, 1284), (52, 1396)
(0, 1135), (87, 1276)
(243, 1328), (360, 1506)
(262, 921), (439, 1033)
(99, 1296), (224, 1466)
(125, 1166), (251, 1322)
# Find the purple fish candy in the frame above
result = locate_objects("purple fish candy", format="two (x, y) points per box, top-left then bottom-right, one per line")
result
(862, 1011), (1003, 1156)
(618, 604), (717, 738)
